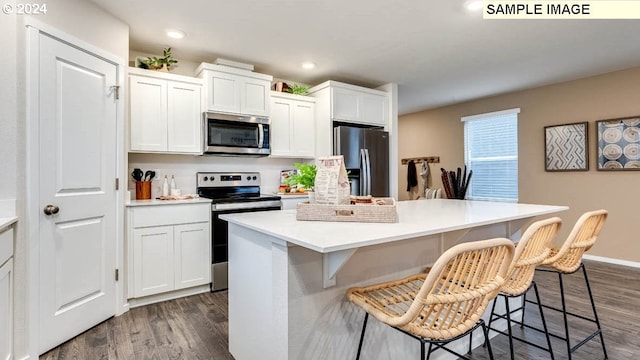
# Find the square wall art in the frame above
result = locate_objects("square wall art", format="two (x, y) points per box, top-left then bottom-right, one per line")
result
(545, 122), (588, 171)
(596, 116), (640, 171)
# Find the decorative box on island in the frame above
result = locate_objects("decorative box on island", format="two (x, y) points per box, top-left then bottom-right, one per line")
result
(296, 197), (398, 223)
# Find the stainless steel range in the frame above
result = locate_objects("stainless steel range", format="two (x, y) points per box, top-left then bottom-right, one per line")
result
(197, 172), (281, 291)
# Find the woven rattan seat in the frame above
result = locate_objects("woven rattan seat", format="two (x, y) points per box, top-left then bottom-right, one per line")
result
(528, 209), (609, 360)
(485, 217), (562, 360)
(347, 238), (515, 360)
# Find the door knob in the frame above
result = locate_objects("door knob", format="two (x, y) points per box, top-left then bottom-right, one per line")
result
(43, 204), (60, 215)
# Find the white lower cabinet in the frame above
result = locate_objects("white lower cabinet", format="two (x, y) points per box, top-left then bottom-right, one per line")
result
(174, 223), (210, 290)
(133, 226), (175, 298)
(0, 224), (13, 360)
(128, 203), (211, 300)
(0, 258), (12, 360)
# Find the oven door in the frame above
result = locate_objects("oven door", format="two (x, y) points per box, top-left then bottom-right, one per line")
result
(211, 203), (281, 291)
(204, 112), (270, 156)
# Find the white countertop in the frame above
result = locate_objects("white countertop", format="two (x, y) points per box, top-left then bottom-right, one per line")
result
(220, 199), (568, 253)
(126, 198), (212, 207)
(0, 217), (18, 231)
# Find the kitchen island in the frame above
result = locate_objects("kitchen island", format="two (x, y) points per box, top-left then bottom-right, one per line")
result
(221, 199), (567, 360)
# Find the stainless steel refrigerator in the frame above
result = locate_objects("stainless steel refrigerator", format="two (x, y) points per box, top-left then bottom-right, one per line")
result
(333, 126), (389, 197)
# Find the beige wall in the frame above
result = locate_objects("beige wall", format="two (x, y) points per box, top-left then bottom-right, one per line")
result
(398, 66), (640, 263)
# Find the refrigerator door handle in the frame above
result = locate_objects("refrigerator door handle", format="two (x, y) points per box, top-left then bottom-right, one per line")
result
(364, 148), (372, 195)
(360, 149), (367, 195)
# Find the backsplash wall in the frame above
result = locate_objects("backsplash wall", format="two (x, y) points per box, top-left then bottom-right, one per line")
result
(128, 153), (308, 199)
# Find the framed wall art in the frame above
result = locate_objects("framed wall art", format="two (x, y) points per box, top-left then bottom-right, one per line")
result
(544, 122), (589, 171)
(596, 116), (640, 171)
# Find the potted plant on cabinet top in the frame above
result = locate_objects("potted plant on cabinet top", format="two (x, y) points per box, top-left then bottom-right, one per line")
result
(138, 47), (178, 72)
(284, 163), (317, 203)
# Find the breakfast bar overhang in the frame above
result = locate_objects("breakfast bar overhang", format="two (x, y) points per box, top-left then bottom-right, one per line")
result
(220, 199), (568, 360)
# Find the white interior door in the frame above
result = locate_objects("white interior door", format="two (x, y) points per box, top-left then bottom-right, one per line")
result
(37, 33), (118, 353)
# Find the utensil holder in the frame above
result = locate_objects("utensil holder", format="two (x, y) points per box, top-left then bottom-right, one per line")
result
(135, 181), (152, 200)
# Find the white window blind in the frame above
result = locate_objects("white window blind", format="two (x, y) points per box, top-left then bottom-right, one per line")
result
(462, 108), (519, 202)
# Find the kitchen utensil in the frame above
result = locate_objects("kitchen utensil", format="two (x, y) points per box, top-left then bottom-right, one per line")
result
(144, 170), (153, 181)
(148, 171), (156, 181)
(131, 168), (143, 182)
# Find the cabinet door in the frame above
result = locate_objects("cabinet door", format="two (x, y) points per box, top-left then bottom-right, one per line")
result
(130, 75), (168, 151)
(292, 101), (315, 158)
(168, 81), (202, 153)
(269, 98), (293, 156)
(0, 259), (12, 360)
(241, 77), (270, 116)
(362, 93), (388, 126)
(133, 226), (175, 297)
(332, 87), (360, 122)
(206, 71), (240, 114)
(174, 223), (211, 290)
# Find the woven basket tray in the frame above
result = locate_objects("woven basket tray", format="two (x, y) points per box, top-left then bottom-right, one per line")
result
(296, 198), (397, 223)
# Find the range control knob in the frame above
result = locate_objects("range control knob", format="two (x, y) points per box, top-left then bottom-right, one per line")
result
(246, 176), (251, 181)
(210, 176), (215, 181)
(252, 176), (257, 180)
(203, 176), (208, 181)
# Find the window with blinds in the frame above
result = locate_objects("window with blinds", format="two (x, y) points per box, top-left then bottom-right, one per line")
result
(462, 108), (520, 202)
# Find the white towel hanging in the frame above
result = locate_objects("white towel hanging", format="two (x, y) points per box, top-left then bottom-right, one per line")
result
(419, 161), (429, 195)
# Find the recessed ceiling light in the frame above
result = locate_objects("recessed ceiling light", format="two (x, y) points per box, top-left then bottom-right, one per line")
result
(166, 30), (186, 39)
(464, 0), (483, 11)
(301, 62), (316, 70)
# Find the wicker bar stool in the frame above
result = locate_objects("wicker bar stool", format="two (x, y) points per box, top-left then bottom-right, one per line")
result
(526, 209), (608, 360)
(484, 217), (562, 360)
(346, 238), (515, 360)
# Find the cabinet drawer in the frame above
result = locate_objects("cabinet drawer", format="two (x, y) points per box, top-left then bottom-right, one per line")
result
(0, 228), (13, 266)
(131, 204), (210, 228)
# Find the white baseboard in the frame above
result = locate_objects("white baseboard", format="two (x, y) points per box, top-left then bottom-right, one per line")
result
(583, 254), (640, 269)
(127, 284), (210, 308)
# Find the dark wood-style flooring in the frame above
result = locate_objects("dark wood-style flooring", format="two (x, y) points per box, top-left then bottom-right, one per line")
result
(41, 260), (640, 360)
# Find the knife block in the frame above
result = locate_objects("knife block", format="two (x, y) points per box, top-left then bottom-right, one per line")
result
(135, 181), (152, 200)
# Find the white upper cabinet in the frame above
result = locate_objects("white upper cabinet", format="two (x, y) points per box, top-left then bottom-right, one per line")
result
(331, 85), (388, 126)
(270, 92), (316, 158)
(129, 67), (203, 154)
(308, 80), (390, 157)
(197, 63), (272, 117)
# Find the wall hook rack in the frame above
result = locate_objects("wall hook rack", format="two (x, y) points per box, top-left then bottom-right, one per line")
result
(401, 156), (440, 165)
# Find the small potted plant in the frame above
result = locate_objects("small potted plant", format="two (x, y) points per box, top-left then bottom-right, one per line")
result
(139, 47), (178, 72)
(284, 163), (317, 203)
(284, 83), (310, 95)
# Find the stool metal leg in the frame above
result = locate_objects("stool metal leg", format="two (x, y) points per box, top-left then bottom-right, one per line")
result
(481, 320), (496, 360)
(520, 290), (527, 328)
(532, 281), (555, 360)
(355, 313), (369, 360)
(558, 272), (572, 360)
(582, 264), (608, 359)
(484, 298), (498, 347)
(504, 295), (515, 360)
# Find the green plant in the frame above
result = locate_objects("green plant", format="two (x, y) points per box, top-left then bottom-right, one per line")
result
(141, 47), (178, 70)
(284, 163), (317, 190)
(284, 83), (309, 95)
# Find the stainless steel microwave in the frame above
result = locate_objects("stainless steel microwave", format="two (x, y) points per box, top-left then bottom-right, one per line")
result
(203, 112), (270, 156)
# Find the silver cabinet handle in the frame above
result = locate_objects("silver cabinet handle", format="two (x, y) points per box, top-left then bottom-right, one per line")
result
(43, 205), (60, 215)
